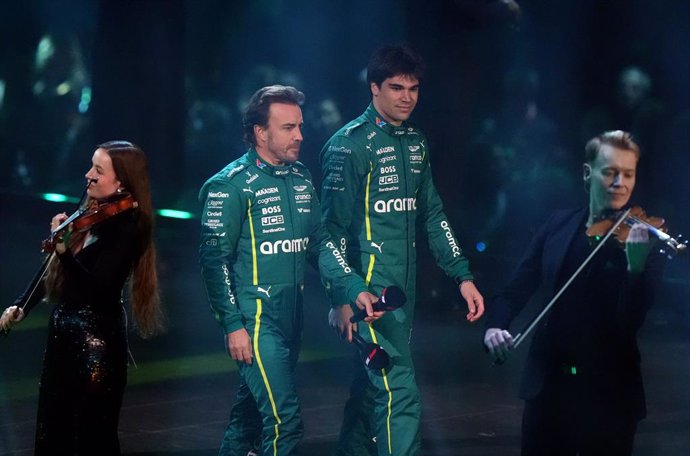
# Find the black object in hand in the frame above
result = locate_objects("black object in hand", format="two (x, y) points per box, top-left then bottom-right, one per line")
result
(349, 286), (406, 323)
(352, 331), (390, 370)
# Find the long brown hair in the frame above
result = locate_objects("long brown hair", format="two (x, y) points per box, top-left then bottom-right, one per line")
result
(45, 141), (164, 337)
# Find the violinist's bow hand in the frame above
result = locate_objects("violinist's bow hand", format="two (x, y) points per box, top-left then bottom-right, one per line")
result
(0, 306), (24, 333)
(484, 327), (514, 365)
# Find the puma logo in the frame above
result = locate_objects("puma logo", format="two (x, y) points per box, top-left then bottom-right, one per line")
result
(257, 285), (272, 298)
(371, 241), (384, 254)
(243, 187), (254, 194)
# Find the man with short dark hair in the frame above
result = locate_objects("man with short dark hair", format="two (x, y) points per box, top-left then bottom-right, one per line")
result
(484, 130), (666, 455)
(321, 45), (485, 456)
(199, 85), (380, 456)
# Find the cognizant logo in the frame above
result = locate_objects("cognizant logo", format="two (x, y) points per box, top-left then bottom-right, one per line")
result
(373, 197), (416, 213)
(260, 237), (309, 254)
(440, 220), (462, 257)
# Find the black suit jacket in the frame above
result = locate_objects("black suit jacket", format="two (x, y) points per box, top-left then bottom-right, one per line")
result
(488, 207), (665, 419)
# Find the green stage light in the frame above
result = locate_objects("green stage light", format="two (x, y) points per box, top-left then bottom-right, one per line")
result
(157, 209), (195, 220)
(41, 193), (79, 203)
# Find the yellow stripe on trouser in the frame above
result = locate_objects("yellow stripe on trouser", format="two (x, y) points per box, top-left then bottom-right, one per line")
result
(364, 166), (394, 454)
(248, 200), (281, 455)
(253, 299), (282, 456)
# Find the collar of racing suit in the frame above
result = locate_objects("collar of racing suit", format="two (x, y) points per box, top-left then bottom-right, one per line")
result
(363, 103), (410, 137)
(248, 147), (297, 178)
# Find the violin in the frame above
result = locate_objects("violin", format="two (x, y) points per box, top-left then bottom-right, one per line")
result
(504, 206), (686, 355)
(586, 206), (687, 257)
(42, 193), (138, 253)
(1, 189), (139, 335)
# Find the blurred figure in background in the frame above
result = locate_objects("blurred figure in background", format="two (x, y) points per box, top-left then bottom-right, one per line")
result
(468, 67), (576, 253)
(22, 32), (92, 193)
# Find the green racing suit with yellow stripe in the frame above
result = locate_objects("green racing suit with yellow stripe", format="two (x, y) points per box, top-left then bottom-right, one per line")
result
(320, 104), (474, 456)
(199, 147), (368, 456)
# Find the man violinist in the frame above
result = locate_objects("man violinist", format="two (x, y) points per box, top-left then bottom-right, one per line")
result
(484, 130), (666, 455)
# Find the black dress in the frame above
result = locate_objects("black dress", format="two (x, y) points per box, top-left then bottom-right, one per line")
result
(30, 210), (142, 455)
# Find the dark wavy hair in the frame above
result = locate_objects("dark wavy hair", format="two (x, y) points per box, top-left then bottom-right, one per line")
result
(242, 85), (305, 146)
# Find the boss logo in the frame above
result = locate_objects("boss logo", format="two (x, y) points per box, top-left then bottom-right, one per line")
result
(380, 165), (396, 174)
(261, 205), (282, 215)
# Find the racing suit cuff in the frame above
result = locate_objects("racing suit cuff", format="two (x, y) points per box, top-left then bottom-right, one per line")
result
(344, 284), (369, 310)
(454, 274), (475, 285)
(220, 316), (244, 334)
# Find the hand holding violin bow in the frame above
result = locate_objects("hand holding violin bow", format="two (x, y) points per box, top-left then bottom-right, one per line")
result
(0, 305), (25, 333)
(485, 206), (686, 365)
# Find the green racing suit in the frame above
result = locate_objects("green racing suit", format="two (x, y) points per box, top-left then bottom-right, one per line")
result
(200, 147), (368, 456)
(321, 104), (474, 456)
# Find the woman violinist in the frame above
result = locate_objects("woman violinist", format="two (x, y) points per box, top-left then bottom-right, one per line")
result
(483, 131), (667, 455)
(1, 141), (163, 455)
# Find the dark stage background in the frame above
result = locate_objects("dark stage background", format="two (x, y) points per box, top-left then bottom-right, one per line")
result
(1, 1), (689, 455)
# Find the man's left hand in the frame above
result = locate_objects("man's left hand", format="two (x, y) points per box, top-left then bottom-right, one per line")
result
(626, 223), (652, 274)
(459, 280), (484, 322)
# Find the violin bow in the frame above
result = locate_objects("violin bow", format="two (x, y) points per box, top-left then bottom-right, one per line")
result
(512, 208), (632, 349)
(1, 181), (93, 335)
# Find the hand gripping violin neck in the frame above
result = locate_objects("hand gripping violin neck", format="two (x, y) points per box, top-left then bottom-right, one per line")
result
(586, 205), (687, 258)
(42, 193), (138, 253)
(509, 206), (685, 353)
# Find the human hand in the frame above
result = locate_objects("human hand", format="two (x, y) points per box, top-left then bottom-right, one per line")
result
(329, 305), (358, 342)
(626, 223), (651, 274)
(50, 212), (68, 232)
(459, 281), (485, 322)
(50, 212), (70, 253)
(355, 291), (384, 324)
(226, 328), (253, 364)
(0, 306), (24, 332)
(483, 327), (514, 364)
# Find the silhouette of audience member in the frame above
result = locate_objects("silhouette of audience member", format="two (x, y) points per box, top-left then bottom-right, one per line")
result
(303, 96), (343, 189)
(183, 99), (237, 207)
(467, 68), (576, 253)
(24, 32), (92, 193)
